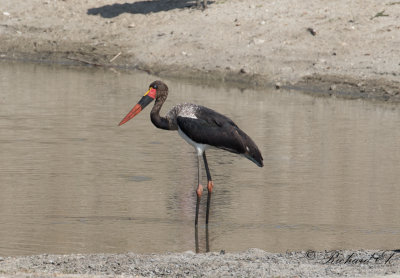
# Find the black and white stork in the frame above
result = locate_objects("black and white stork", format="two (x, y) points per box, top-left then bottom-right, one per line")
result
(119, 81), (263, 226)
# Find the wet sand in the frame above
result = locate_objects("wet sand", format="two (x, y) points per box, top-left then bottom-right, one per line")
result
(1, 1), (400, 277)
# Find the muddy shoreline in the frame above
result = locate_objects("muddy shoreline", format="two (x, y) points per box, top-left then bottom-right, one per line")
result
(2, 49), (400, 104)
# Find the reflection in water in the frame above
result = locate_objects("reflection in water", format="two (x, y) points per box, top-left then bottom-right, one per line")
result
(0, 61), (400, 256)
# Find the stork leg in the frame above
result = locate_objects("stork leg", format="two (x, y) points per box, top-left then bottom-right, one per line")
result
(203, 152), (214, 225)
(195, 154), (203, 226)
(195, 225), (200, 253)
(196, 0), (207, 9)
(205, 224), (210, 252)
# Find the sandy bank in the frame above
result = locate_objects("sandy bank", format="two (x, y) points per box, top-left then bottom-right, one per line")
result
(0, 0), (399, 101)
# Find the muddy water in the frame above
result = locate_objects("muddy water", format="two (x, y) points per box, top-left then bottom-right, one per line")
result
(0, 61), (399, 256)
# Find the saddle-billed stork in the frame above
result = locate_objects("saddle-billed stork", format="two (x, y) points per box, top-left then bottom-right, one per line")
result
(119, 81), (263, 226)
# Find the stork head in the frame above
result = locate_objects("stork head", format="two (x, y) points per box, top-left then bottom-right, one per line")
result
(118, 80), (168, 126)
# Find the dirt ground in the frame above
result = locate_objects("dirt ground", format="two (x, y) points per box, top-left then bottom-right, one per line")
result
(0, 0), (400, 102)
(1, 1), (400, 277)
(1, 249), (400, 278)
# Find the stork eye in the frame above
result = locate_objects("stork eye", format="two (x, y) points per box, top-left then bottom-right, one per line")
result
(152, 84), (158, 89)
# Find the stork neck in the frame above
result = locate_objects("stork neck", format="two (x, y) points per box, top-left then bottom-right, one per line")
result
(150, 98), (170, 130)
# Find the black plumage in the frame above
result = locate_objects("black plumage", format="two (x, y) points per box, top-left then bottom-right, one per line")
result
(176, 106), (263, 167)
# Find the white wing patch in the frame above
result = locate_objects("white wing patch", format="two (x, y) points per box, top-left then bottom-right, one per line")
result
(176, 103), (198, 119)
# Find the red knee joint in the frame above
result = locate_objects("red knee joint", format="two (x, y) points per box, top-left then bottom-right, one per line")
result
(196, 184), (203, 197)
(207, 181), (214, 193)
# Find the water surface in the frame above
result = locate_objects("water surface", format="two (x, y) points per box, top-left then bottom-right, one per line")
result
(0, 61), (399, 255)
